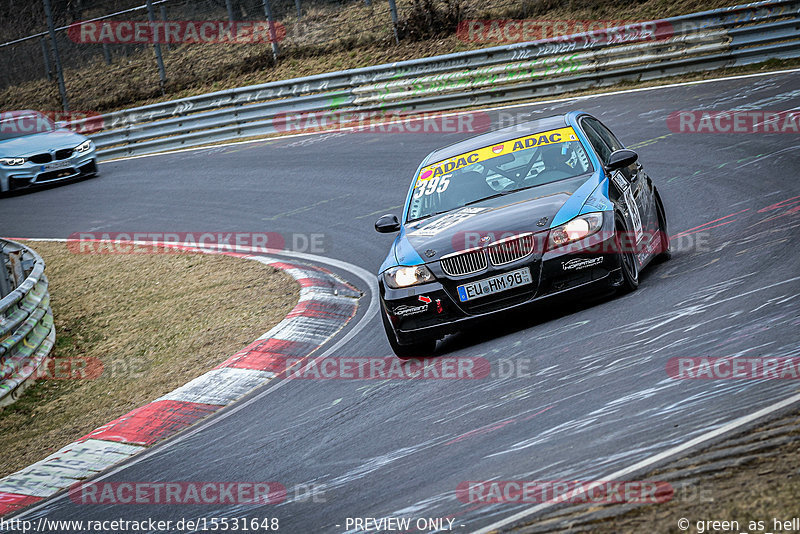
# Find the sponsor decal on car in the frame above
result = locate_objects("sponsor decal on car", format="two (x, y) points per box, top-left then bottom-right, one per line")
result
(409, 207), (487, 237)
(392, 295), (443, 316)
(561, 257), (603, 270)
(415, 126), (579, 182)
(637, 235), (661, 265)
(623, 186), (644, 243)
(393, 304), (429, 317)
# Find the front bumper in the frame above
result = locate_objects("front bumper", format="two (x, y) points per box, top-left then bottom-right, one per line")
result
(0, 150), (98, 192)
(380, 218), (622, 342)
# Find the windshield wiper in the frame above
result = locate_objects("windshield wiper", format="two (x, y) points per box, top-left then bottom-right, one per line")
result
(408, 209), (452, 223)
(462, 189), (518, 207)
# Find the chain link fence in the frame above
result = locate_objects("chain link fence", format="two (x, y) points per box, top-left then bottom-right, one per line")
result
(0, 0), (400, 112)
(0, 0), (755, 114)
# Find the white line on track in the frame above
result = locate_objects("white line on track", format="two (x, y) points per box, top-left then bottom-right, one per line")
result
(474, 389), (800, 534)
(100, 67), (800, 164)
(9, 240), (378, 520)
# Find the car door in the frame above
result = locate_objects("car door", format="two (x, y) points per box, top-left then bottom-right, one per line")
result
(579, 116), (652, 256)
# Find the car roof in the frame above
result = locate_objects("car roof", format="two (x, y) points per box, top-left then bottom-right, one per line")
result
(425, 114), (570, 164)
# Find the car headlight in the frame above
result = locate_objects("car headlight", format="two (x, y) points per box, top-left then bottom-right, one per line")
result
(383, 264), (435, 289)
(547, 212), (604, 250)
(0, 157), (25, 166)
(74, 139), (93, 153)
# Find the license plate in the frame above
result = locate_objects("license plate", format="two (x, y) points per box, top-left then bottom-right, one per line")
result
(42, 160), (71, 171)
(457, 267), (532, 302)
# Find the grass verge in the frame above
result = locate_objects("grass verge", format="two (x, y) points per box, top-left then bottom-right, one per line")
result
(0, 241), (298, 478)
(587, 416), (800, 534)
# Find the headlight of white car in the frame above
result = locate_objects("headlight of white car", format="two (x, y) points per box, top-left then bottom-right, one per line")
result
(74, 139), (93, 153)
(383, 264), (435, 289)
(0, 157), (25, 166)
(547, 212), (604, 250)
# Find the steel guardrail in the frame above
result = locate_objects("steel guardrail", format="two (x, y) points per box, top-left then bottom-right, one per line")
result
(0, 240), (55, 408)
(72, 0), (800, 160)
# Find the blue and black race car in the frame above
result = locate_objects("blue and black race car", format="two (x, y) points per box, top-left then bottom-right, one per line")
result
(375, 111), (670, 357)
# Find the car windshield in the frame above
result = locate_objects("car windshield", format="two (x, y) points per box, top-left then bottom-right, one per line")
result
(407, 126), (593, 222)
(0, 111), (55, 141)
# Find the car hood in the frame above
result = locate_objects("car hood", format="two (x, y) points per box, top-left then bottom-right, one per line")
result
(0, 129), (87, 157)
(390, 174), (596, 267)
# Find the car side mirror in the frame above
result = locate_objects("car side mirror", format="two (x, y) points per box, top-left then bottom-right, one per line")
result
(375, 214), (401, 233)
(605, 149), (638, 171)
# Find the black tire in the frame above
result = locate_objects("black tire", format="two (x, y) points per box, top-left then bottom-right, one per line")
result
(381, 307), (437, 359)
(614, 216), (639, 293)
(654, 189), (671, 262)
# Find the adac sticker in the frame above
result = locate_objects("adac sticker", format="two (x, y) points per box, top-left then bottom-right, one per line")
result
(415, 127), (579, 185)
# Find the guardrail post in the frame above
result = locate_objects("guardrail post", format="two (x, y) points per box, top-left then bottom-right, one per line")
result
(262, 0), (280, 60)
(8, 251), (25, 287)
(40, 37), (53, 81)
(387, 0), (400, 44)
(160, 5), (171, 52)
(0, 248), (11, 299)
(146, 0), (168, 95)
(42, 0), (69, 112)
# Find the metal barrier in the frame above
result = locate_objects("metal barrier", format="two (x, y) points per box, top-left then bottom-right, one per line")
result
(0, 240), (55, 408)
(76, 0), (800, 160)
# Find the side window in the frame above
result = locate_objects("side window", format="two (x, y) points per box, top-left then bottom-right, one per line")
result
(580, 119), (612, 163)
(585, 117), (624, 152)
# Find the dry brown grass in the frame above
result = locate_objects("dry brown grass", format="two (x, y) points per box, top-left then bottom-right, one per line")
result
(0, 240), (298, 478)
(0, 0), (753, 114)
(586, 422), (800, 533)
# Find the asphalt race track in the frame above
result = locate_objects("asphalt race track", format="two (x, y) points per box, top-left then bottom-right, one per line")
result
(2, 70), (799, 533)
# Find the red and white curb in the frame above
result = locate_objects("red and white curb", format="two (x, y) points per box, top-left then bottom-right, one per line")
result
(0, 251), (359, 515)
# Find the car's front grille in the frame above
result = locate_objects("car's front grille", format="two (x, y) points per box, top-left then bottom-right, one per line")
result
(28, 153), (52, 164)
(440, 248), (487, 276)
(441, 233), (535, 276)
(487, 233), (534, 266)
(55, 148), (73, 160)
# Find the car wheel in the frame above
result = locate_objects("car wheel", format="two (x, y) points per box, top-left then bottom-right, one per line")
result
(654, 189), (671, 262)
(614, 216), (639, 293)
(381, 307), (437, 359)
